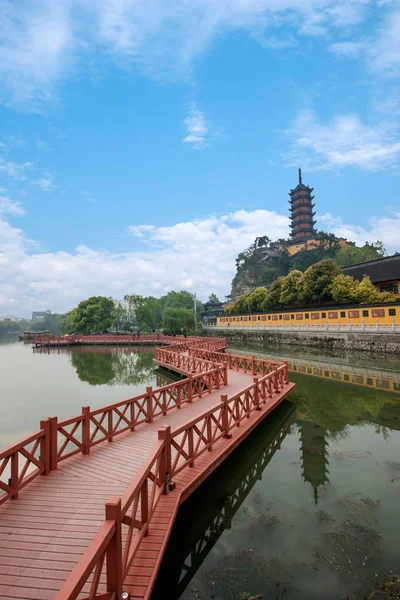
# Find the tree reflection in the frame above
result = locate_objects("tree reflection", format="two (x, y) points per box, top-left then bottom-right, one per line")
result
(69, 347), (158, 386)
(291, 372), (400, 436)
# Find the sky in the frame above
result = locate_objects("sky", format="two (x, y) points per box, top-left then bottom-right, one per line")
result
(1, 0), (400, 318)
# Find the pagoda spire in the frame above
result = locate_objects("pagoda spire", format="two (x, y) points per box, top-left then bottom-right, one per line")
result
(289, 168), (316, 243)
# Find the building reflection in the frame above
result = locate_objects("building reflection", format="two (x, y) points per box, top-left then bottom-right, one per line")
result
(298, 420), (329, 504)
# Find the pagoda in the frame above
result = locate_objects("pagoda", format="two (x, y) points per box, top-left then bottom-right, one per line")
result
(289, 168), (316, 243)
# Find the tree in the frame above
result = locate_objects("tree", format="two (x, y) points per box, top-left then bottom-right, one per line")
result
(263, 277), (285, 309)
(111, 300), (127, 332)
(379, 291), (396, 303)
(330, 274), (358, 304)
(245, 288), (268, 312)
(123, 295), (159, 331)
(69, 296), (115, 333)
(279, 270), (304, 306)
(162, 307), (195, 332)
(302, 259), (341, 304)
(335, 241), (386, 267)
(352, 276), (381, 304)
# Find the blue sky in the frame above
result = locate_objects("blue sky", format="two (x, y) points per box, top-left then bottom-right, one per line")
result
(1, 0), (400, 317)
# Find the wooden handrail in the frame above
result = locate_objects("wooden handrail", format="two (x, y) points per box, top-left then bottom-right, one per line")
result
(54, 360), (289, 600)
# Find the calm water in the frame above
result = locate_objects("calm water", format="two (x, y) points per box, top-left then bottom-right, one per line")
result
(1, 336), (400, 599)
(0, 336), (176, 448)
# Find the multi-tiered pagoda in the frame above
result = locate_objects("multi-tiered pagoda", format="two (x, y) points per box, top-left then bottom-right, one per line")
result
(289, 168), (316, 243)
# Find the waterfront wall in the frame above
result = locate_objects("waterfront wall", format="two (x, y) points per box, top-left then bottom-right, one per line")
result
(202, 328), (400, 355)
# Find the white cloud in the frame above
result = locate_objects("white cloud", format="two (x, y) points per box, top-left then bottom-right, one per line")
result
(330, 7), (400, 78)
(183, 106), (209, 149)
(1, 205), (399, 318)
(0, 208), (289, 316)
(320, 211), (400, 250)
(0, 193), (25, 216)
(32, 177), (54, 191)
(36, 138), (51, 151)
(0, 0), (373, 108)
(0, 157), (33, 180)
(285, 110), (400, 171)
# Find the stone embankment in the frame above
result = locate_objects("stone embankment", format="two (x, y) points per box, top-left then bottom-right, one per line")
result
(202, 329), (400, 355)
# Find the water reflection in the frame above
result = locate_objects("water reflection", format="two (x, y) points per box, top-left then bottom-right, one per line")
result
(155, 353), (400, 600)
(33, 346), (157, 386)
(154, 401), (296, 599)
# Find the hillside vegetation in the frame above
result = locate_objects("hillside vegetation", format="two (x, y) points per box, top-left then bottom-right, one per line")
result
(226, 258), (395, 314)
(231, 234), (386, 299)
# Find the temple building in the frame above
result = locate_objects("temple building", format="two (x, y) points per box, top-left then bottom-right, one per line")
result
(289, 168), (316, 243)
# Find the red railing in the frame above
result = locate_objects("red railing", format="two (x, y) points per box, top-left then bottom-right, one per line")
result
(54, 438), (167, 600)
(189, 347), (281, 375)
(0, 425), (50, 505)
(31, 334), (227, 349)
(155, 347), (217, 374)
(55, 362), (290, 599)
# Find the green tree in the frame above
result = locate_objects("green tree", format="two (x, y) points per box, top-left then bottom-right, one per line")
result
(352, 276), (381, 304)
(302, 259), (341, 304)
(279, 270), (304, 306)
(111, 300), (127, 332)
(379, 291), (396, 303)
(70, 296), (115, 333)
(162, 307), (195, 332)
(245, 287), (269, 312)
(123, 295), (159, 331)
(330, 274), (358, 304)
(263, 277), (285, 309)
(335, 241), (386, 267)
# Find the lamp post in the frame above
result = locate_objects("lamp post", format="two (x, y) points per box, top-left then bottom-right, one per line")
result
(193, 292), (197, 331)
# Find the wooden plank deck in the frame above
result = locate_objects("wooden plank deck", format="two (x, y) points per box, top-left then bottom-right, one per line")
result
(0, 371), (251, 599)
(124, 380), (294, 600)
(0, 336), (294, 600)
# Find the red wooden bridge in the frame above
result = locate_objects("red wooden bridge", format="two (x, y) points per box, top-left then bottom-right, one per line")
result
(0, 335), (294, 600)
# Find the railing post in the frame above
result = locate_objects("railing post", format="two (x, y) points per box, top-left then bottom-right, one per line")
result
(251, 356), (255, 375)
(108, 409), (113, 443)
(158, 425), (172, 493)
(141, 478), (149, 537)
(82, 406), (91, 455)
(40, 419), (51, 475)
(146, 387), (154, 422)
(130, 400), (136, 430)
(10, 452), (18, 500)
(188, 375), (193, 403)
(273, 369), (279, 393)
(223, 363), (228, 386)
(284, 361), (289, 384)
(188, 428), (194, 467)
(221, 394), (232, 439)
(105, 497), (123, 598)
(253, 377), (261, 410)
(49, 416), (58, 471)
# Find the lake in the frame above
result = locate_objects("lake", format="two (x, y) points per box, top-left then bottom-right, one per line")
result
(1, 336), (400, 599)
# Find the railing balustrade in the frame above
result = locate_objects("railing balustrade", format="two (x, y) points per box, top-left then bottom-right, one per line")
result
(55, 362), (290, 599)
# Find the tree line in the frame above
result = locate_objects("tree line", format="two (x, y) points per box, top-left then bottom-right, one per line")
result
(61, 290), (218, 335)
(225, 259), (395, 314)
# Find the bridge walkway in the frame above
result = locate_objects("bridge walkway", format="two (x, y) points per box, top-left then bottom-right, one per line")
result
(0, 335), (294, 600)
(0, 372), (249, 600)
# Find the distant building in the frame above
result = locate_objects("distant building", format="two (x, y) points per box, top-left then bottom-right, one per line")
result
(200, 299), (225, 326)
(32, 310), (52, 320)
(289, 168), (317, 244)
(0, 315), (24, 322)
(342, 253), (400, 296)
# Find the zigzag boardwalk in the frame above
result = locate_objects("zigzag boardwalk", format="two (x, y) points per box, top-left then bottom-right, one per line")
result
(0, 335), (294, 600)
